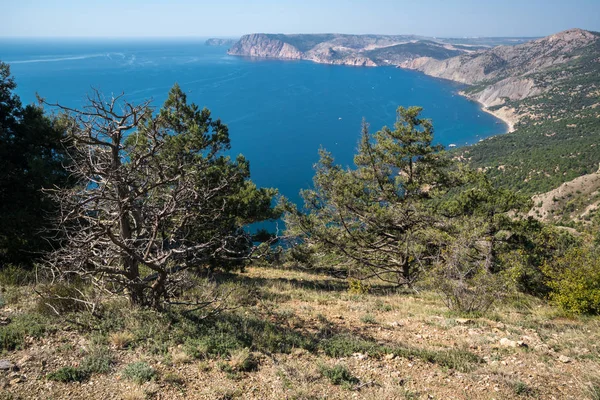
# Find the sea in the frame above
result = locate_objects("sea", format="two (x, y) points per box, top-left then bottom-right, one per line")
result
(0, 38), (505, 209)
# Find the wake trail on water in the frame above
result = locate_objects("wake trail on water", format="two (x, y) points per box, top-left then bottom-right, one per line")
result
(7, 54), (108, 64)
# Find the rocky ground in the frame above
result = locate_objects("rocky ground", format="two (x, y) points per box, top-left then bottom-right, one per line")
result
(1, 266), (599, 399)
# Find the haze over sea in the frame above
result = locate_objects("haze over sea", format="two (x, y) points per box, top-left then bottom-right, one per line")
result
(1, 38), (506, 206)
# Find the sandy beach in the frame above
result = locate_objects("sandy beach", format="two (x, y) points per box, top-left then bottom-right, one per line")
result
(480, 104), (517, 133)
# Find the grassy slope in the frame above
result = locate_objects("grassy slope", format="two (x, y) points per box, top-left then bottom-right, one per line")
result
(365, 41), (463, 61)
(1, 266), (599, 399)
(265, 34), (338, 52)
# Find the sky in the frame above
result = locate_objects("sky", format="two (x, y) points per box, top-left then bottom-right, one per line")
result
(3, 0), (600, 38)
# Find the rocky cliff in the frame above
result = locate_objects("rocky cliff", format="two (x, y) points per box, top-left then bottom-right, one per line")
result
(228, 34), (304, 59)
(228, 33), (380, 66)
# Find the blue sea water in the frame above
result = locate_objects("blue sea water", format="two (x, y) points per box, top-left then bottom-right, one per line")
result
(0, 38), (505, 207)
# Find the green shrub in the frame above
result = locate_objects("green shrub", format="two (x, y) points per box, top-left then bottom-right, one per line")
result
(47, 366), (89, 382)
(121, 361), (156, 384)
(0, 313), (48, 351)
(347, 279), (370, 295)
(511, 380), (534, 396)
(0, 265), (35, 286)
(360, 313), (377, 324)
(319, 364), (359, 388)
(81, 346), (113, 374)
(544, 246), (600, 314)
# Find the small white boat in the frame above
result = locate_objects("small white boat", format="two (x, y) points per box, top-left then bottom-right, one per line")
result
(448, 143), (457, 148)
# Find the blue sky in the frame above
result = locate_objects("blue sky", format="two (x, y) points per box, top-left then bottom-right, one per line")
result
(3, 0), (600, 38)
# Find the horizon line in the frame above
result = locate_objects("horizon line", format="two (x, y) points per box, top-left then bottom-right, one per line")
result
(0, 33), (544, 40)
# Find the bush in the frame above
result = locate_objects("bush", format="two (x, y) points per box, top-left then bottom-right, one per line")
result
(319, 364), (359, 388)
(360, 313), (377, 324)
(347, 279), (370, 295)
(0, 313), (48, 351)
(434, 269), (508, 314)
(430, 221), (511, 313)
(47, 366), (88, 382)
(121, 362), (156, 384)
(81, 346), (113, 374)
(544, 246), (600, 314)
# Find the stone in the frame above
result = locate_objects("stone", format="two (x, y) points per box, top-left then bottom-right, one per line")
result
(385, 353), (396, 360)
(9, 377), (22, 385)
(558, 355), (571, 363)
(0, 360), (16, 371)
(500, 338), (518, 348)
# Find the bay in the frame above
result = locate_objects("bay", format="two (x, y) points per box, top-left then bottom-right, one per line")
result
(1, 38), (505, 206)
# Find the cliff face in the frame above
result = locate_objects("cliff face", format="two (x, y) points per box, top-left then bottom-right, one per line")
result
(228, 34), (378, 66)
(228, 34), (304, 59)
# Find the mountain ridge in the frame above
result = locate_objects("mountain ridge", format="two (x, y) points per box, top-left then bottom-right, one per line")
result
(227, 33), (536, 68)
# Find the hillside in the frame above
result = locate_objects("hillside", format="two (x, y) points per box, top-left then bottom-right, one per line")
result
(405, 29), (598, 106)
(453, 29), (600, 196)
(364, 41), (464, 65)
(529, 169), (600, 224)
(2, 266), (600, 399)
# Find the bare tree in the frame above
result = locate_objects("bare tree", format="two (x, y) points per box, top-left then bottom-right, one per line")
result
(45, 85), (278, 308)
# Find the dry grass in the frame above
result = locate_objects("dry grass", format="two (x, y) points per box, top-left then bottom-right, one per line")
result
(171, 349), (192, 365)
(109, 331), (135, 349)
(121, 388), (147, 400)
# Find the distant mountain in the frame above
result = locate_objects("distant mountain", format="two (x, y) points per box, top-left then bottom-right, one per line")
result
(404, 28), (597, 103)
(227, 33), (535, 67)
(205, 38), (237, 46)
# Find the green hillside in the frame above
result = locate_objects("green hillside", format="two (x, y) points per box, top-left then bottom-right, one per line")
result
(462, 36), (600, 195)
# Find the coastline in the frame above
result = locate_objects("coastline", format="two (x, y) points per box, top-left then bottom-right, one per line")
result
(455, 90), (517, 134)
(479, 104), (517, 134)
